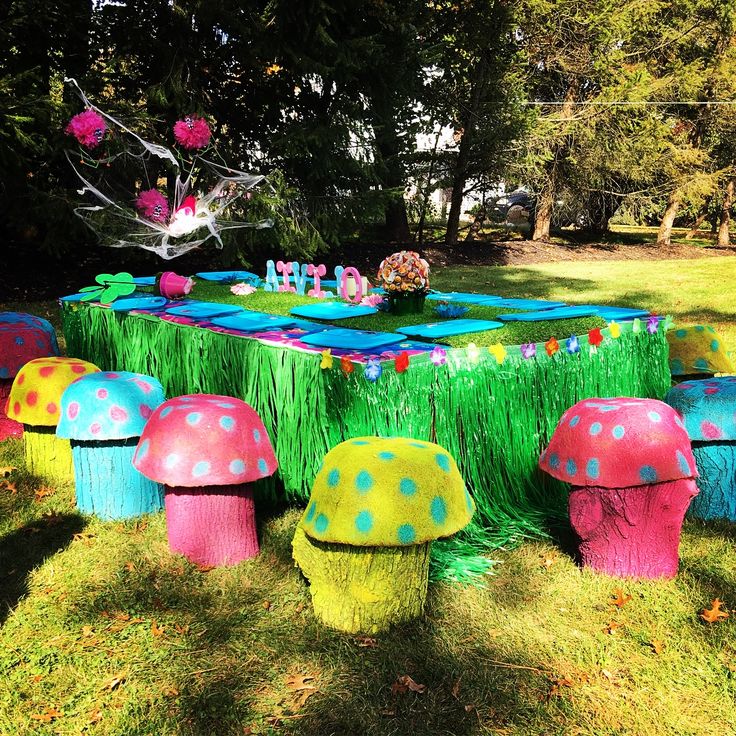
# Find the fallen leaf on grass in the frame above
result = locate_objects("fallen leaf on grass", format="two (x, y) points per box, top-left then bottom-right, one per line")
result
(2, 481), (18, 494)
(701, 599), (729, 623)
(162, 686), (179, 697)
(262, 600), (272, 610)
(88, 708), (103, 724)
(540, 554), (557, 569)
(196, 563), (216, 572)
(30, 706), (63, 722)
(355, 635), (377, 648)
(547, 676), (574, 700)
(34, 485), (54, 501)
(101, 675), (125, 691)
(151, 621), (166, 637)
(173, 623), (190, 635)
(29, 674), (44, 683)
(391, 675), (427, 695)
(72, 531), (96, 546)
(610, 588), (632, 608)
(0, 465), (16, 477)
(603, 621), (623, 635)
(649, 639), (665, 654)
(124, 561), (136, 572)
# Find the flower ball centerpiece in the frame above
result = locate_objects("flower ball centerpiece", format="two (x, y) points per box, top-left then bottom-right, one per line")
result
(377, 251), (430, 315)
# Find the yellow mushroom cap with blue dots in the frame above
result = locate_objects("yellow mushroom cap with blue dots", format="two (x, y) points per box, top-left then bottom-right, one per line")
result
(667, 325), (734, 376)
(300, 436), (475, 547)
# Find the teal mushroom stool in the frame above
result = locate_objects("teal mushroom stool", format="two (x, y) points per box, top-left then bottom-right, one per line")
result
(665, 377), (736, 521)
(57, 371), (166, 519)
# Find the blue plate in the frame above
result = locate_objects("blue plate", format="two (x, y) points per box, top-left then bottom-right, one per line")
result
(427, 292), (503, 305)
(60, 293), (94, 302)
(396, 319), (505, 339)
(132, 276), (157, 286)
(576, 305), (651, 321)
(290, 302), (378, 320)
(490, 298), (566, 310)
(109, 296), (168, 312)
(210, 313), (296, 332)
(300, 329), (403, 350)
(497, 306), (597, 322)
(165, 302), (244, 319)
(195, 271), (261, 285)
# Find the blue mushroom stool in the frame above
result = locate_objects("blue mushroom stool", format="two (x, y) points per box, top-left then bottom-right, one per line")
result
(57, 371), (166, 520)
(665, 377), (736, 521)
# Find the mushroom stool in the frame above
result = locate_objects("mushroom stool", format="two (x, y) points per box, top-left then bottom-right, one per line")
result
(667, 325), (734, 381)
(8, 357), (100, 483)
(665, 377), (736, 521)
(292, 436), (475, 633)
(539, 398), (699, 579)
(57, 372), (166, 520)
(0, 312), (60, 441)
(133, 395), (277, 566)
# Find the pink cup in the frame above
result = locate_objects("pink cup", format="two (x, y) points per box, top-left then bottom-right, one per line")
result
(158, 272), (194, 299)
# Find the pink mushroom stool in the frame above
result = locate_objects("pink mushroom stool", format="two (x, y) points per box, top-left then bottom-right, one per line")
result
(539, 397), (699, 579)
(133, 395), (278, 567)
(0, 312), (60, 441)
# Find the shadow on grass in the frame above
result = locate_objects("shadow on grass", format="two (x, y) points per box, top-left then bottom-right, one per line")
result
(0, 512), (87, 625)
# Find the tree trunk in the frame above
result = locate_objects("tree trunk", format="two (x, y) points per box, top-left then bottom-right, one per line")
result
(292, 526), (431, 633)
(585, 192), (618, 235)
(657, 190), (681, 246)
(689, 442), (736, 521)
(532, 183), (554, 241)
(445, 57), (489, 246)
(164, 483), (260, 566)
(717, 178), (734, 247)
(685, 197), (711, 239)
(464, 206), (487, 241)
(568, 478), (697, 578)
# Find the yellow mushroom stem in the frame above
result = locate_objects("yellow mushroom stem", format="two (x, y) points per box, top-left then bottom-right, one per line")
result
(292, 526), (432, 634)
(23, 426), (74, 484)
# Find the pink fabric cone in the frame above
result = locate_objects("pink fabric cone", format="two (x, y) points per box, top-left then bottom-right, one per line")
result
(164, 484), (259, 566)
(568, 478), (698, 578)
(0, 381), (22, 440)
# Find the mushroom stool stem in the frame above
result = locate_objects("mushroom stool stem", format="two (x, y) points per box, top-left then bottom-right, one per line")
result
(71, 439), (164, 520)
(23, 426), (74, 484)
(292, 526), (432, 634)
(689, 443), (736, 520)
(0, 381), (22, 441)
(165, 484), (259, 566)
(569, 478), (698, 578)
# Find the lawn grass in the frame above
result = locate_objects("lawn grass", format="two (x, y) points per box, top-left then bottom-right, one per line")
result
(2, 254), (736, 735)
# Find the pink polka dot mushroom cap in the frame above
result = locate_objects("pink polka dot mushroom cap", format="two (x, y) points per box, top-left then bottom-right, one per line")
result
(665, 377), (736, 441)
(57, 372), (166, 441)
(8, 357), (100, 426)
(539, 397), (698, 488)
(133, 394), (278, 487)
(0, 312), (60, 380)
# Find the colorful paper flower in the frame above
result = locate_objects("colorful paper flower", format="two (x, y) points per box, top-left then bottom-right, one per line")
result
(566, 335), (580, 354)
(364, 358), (382, 382)
(545, 337), (559, 356)
(647, 315), (659, 334)
(662, 315), (675, 331)
(430, 346), (447, 366)
(588, 328), (604, 348)
(467, 342), (480, 362)
(608, 320), (621, 339)
(488, 343), (507, 364)
(230, 283), (257, 296)
(395, 351), (410, 373)
(320, 349), (332, 370)
(135, 189), (169, 223)
(340, 356), (354, 375)
(520, 343), (536, 359)
(376, 251), (430, 294)
(360, 294), (386, 308)
(173, 115), (212, 150)
(632, 318), (641, 333)
(65, 109), (107, 148)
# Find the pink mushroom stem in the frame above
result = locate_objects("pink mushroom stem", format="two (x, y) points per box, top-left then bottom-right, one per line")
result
(164, 483), (259, 566)
(568, 478), (698, 579)
(0, 381), (23, 440)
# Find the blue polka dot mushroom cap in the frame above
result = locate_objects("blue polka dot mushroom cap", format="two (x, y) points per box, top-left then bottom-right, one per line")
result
(299, 436), (475, 546)
(132, 394), (277, 487)
(0, 312), (60, 380)
(539, 397), (698, 488)
(665, 376), (736, 442)
(57, 371), (166, 441)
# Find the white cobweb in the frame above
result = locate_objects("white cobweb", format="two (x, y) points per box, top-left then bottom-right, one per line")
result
(65, 78), (272, 260)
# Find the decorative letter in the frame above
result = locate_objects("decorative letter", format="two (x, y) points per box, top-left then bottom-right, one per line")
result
(291, 262), (309, 295)
(264, 260), (278, 292)
(307, 264), (327, 298)
(276, 260), (296, 293)
(340, 266), (363, 304)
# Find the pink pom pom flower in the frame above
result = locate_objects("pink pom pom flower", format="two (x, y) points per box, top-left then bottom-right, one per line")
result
(135, 189), (169, 223)
(65, 109), (107, 149)
(173, 115), (211, 150)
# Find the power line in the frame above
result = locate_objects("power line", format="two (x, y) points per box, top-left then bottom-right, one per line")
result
(522, 100), (736, 106)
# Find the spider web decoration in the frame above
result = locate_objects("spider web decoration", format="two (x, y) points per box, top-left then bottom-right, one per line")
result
(64, 78), (272, 260)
